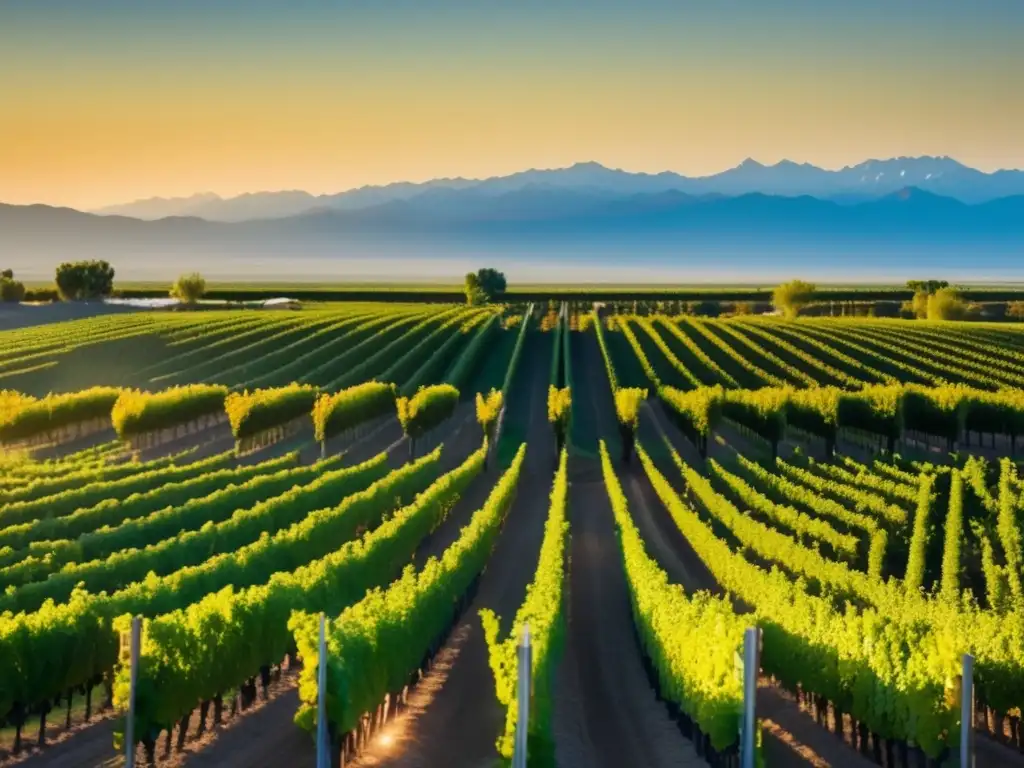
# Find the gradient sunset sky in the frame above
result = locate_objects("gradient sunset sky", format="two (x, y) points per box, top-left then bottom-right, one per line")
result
(2, 0), (1023, 210)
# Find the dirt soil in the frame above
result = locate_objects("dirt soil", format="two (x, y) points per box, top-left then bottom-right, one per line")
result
(552, 330), (703, 768)
(0, 303), (138, 333)
(350, 331), (555, 768)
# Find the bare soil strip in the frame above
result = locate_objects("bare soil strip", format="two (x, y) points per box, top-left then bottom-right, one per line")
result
(553, 331), (703, 768)
(352, 332), (554, 768)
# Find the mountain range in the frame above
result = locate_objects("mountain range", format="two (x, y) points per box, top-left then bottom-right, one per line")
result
(89, 156), (1024, 222)
(4, 157), (1024, 283)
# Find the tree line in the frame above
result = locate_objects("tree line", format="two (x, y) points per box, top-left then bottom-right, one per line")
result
(4, 263), (1024, 322)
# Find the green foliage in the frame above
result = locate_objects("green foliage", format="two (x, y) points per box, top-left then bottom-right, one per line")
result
(114, 447), (464, 737)
(659, 385), (724, 439)
(547, 385), (571, 450)
(396, 384), (460, 439)
(312, 381), (397, 443)
(978, 528), (1009, 612)
(464, 267), (507, 305)
(445, 313), (500, 390)
(328, 310), (461, 391)
(0, 451), (419, 725)
(708, 460), (860, 558)
(592, 310), (619, 391)
(0, 452), (392, 614)
(997, 459), (1024, 602)
(639, 444), (963, 755)
(401, 310), (492, 396)
(475, 388), (503, 441)
(225, 383), (318, 439)
(771, 279), (816, 318)
(547, 385), (571, 429)
(169, 272), (207, 304)
(927, 287), (967, 321)
(500, 304), (532, 398)
(735, 454), (887, 578)
(0, 450), (237, 553)
(775, 458), (909, 526)
(482, 448), (569, 762)
(0, 453), (302, 588)
(614, 387), (646, 430)
(291, 443), (523, 737)
(0, 386), (122, 443)
(940, 470), (964, 602)
(906, 280), (949, 294)
(720, 387), (789, 447)
(903, 474), (937, 593)
(607, 443), (744, 749)
(111, 384), (228, 437)
(55, 259), (115, 301)
(837, 385), (904, 440)
(0, 275), (25, 302)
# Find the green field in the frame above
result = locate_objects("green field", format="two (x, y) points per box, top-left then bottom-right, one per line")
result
(2, 302), (1024, 766)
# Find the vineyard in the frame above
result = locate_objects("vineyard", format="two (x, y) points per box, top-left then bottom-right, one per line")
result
(2, 302), (1024, 768)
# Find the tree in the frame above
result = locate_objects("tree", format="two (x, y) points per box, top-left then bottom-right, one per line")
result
(0, 273), (25, 303)
(772, 279), (816, 319)
(464, 273), (488, 306)
(54, 260), (115, 301)
(906, 280), (949, 294)
(170, 273), (207, 305)
(926, 287), (967, 321)
(911, 291), (929, 319)
(1007, 301), (1024, 322)
(464, 268), (507, 305)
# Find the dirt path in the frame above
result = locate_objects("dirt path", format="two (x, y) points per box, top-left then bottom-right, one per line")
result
(2, 719), (118, 768)
(553, 330), (703, 768)
(168, 683), (314, 768)
(352, 332), (554, 768)
(564, 332), (873, 768)
(556, 472), (704, 768)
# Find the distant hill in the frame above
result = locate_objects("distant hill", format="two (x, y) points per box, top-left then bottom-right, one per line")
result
(90, 157), (1024, 221)
(9, 186), (1024, 239)
(7, 187), (1024, 283)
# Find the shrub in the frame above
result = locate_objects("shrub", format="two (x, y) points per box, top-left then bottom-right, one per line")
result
(55, 260), (115, 301)
(312, 382), (397, 443)
(465, 268), (507, 305)
(772, 280), (816, 318)
(927, 288), (967, 321)
(397, 384), (460, 441)
(170, 273), (207, 305)
(224, 384), (317, 440)
(112, 385), (228, 438)
(0, 277), (25, 303)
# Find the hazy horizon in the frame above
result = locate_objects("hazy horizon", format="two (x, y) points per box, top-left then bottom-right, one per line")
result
(3, 1), (1023, 209)
(81, 156), (1024, 211)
